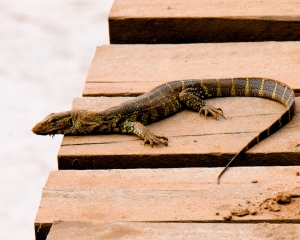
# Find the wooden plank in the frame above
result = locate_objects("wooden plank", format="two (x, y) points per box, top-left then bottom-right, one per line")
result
(47, 221), (300, 240)
(57, 96), (300, 170)
(109, 0), (300, 43)
(83, 43), (300, 97)
(35, 167), (300, 239)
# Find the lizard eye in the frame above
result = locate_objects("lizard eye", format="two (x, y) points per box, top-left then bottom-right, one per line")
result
(69, 118), (73, 125)
(49, 118), (58, 124)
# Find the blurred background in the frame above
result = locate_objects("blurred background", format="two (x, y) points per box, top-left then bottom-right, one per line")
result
(0, 0), (114, 239)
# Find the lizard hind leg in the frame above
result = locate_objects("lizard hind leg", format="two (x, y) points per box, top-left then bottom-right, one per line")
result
(121, 121), (168, 147)
(179, 89), (226, 120)
(199, 105), (226, 120)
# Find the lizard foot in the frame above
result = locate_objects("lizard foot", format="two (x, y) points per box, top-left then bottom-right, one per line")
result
(199, 105), (226, 120)
(143, 135), (168, 147)
(121, 121), (169, 147)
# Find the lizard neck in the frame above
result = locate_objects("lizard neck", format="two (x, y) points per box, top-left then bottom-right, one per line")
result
(68, 109), (121, 135)
(67, 110), (103, 135)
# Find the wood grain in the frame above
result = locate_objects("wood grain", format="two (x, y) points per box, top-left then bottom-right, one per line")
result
(36, 167), (300, 239)
(83, 43), (300, 97)
(110, 0), (300, 19)
(109, 0), (300, 43)
(57, 96), (300, 170)
(47, 221), (300, 240)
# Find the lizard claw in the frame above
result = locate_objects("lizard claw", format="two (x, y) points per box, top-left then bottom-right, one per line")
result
(199, 105), (226, 120)
(144, 135), (168, 147)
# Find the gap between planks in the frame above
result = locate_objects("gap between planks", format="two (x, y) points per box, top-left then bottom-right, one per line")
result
(83, 43), (300, 97)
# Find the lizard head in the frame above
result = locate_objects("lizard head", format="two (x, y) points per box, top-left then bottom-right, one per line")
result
(32, 111), (75, 135)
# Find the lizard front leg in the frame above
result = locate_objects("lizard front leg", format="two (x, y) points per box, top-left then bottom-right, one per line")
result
(179, 89), (226, 119)
(121, 121), (168, 147)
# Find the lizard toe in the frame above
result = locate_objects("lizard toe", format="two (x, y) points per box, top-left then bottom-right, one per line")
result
(144, 135), (168, 147)
(199, 105), (226, 120)
(144, 138), (154, 147)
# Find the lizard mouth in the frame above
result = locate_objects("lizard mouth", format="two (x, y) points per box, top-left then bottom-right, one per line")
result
(32, 111), (74, 135)
(31, 122), (64, 135)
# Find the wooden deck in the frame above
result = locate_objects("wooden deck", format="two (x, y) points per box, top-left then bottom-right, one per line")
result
(109, 0), (300, 43)
(34, 1), (300, 239)
(57, 43), (300, 171)
(83, 43), (300, 97)
(42, 168), (300, 239)
(47, 221), (300, 240)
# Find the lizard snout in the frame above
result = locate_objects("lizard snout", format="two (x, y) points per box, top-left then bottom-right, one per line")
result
(32, 122), (46, 135)
(32, 111), (74, 135)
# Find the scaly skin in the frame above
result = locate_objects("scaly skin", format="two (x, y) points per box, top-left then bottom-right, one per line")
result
(32, 78), (296, 182)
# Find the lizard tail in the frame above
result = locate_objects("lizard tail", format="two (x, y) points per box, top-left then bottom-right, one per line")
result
(217, 90), (296, 184)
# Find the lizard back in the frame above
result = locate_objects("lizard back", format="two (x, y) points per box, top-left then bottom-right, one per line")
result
(32, 77), (295, 182)
(104, 77), (295, 127)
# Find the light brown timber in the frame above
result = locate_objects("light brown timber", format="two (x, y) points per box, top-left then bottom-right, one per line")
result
(57, 96), (300, 170)
(83, 43), (300, 97)
(35, 167), (300, 239)
(47, 221), (300, 240)
(109, 0), (300, 43)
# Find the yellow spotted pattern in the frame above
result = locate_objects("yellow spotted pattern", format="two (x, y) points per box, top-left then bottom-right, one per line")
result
(230, 78), (236, 96)
(258, 78), (265, 97)
(281, 86), (287, 103)
(271, 82), (278, 100)
(200, 79), (210, 96)
(216, 79), (222, 97)
(244, 78), (250, 97)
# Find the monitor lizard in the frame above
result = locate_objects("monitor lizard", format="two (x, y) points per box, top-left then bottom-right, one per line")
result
(32, 78), (296, 183)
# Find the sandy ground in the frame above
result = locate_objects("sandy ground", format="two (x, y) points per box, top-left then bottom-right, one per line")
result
(0, 1), (114, 239)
